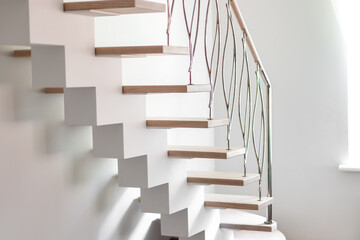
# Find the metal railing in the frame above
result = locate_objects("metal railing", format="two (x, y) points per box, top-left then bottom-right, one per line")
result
(166, 0), (273, 224)
(230, 0), (273, 224)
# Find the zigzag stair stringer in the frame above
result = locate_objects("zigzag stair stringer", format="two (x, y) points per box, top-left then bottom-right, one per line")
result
(63, 73), (218, 235)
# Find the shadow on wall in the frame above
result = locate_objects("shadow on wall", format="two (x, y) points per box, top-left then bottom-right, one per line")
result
(96, 175), (125, 213)
(114, 199), (173, 240)
(116, 199), (143, 238)
(144, 219), (176, 240)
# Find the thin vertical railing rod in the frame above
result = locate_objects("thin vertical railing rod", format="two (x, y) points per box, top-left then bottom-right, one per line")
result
(204, 0), (221, 120)
(166, 0), (175, 46)
(238, 31), (252, 177)
(230, 0), (273, 224)
(222, 2), (237, 150)
(182, 0), (201, 85)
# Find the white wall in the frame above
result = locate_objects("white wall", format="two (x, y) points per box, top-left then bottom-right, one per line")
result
(214, 0), (360, 239)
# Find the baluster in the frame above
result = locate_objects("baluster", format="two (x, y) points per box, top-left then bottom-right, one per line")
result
(204, 0), (221, 120)
(238, 31), (252, 177)
(182, 0), (201, 85)
(252, 63), (266, 201)
(221, 2), (237, 150)
(166, 0), (175, 46)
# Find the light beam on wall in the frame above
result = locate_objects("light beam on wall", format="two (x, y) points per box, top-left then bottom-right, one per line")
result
(97, 188), (132, 240)
(332, 0), (360, 166)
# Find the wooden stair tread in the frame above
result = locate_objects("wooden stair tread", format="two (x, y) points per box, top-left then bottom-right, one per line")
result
(13, 50), (31, 58)
(205, 194), (273, 211)
(64, 0), (166, 16)
(168, 146), (245, 159)
(122, 84), (211, 94)
(187, 171), (259, 186)
(220, 209), (277, 232)
(146, 117), (228, 128)
(95, 45), (189, 56)
(42, 88), (64, 94)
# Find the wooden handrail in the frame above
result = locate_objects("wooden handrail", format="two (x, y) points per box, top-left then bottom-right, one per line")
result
(230, 0), (271, 87)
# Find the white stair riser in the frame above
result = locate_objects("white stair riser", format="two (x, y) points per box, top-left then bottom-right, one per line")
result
(31, 44), (66, 88)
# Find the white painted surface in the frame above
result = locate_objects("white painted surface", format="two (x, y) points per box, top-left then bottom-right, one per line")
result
(214, 0), (360, 239)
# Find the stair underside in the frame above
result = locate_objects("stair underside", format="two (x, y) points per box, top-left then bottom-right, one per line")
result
(205, 194), (273, 211)
(220, 209), (277, 232)
(122, 84), (211, 94)
(146, 117), (229, 128)
(168, 146), (245, 159)
(95, 45), (189, 57)
(13, 50), (31, 58)
(63, 0), (166, 16)
(187, 171), (260, 186)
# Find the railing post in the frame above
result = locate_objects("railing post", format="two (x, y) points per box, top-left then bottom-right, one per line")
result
(265, 83), (273, 224)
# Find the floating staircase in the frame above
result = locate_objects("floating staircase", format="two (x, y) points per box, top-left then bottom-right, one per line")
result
(2, 0), (282, 238)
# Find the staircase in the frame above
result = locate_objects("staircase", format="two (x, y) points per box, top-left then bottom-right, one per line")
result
(0, 0), (285, 239)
